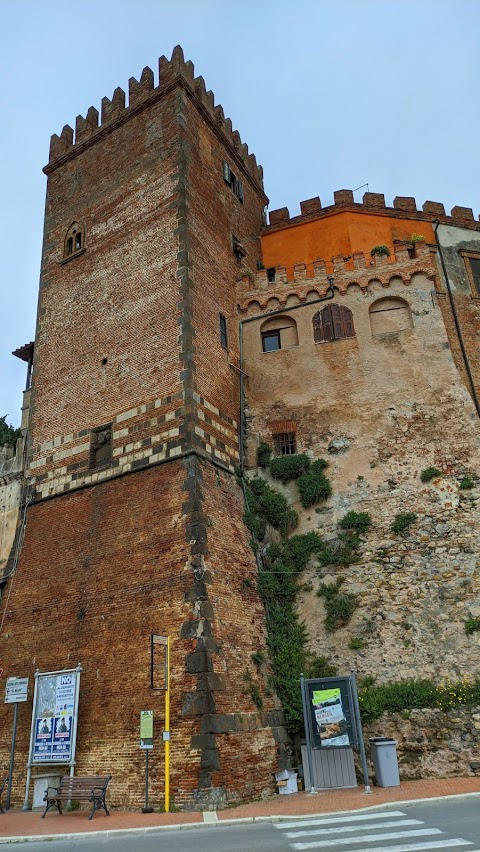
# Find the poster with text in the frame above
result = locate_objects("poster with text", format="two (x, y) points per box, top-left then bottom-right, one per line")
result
(312, 687), (350, 747)
(31, 671), (79, 764)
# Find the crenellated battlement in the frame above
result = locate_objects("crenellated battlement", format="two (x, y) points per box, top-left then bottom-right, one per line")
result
(237, 239), (437, 312)
(46, 45), (263, 188)
(267, 191), (480, 229)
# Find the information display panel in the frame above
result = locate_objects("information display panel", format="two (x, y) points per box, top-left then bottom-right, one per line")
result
(29, 668), (81, 765)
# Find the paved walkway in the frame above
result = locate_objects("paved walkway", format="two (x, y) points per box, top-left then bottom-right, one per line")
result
(0, 777), (479, 843)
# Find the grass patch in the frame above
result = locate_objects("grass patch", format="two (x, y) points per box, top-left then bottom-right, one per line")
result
(459, 476), (475, 490)
(339, 511), (372, 533)
(465, 617), (480, 635)
(317, 579), (358, 631)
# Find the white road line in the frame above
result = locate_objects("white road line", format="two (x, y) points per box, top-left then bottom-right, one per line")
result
(275, 811), (408, 829)
(292, 827), (441, 850)
(291, 842), (474, 852)
(286, 819), (423, 838)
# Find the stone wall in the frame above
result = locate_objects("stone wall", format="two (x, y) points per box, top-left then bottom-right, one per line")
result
(363, 706), (480, 781)
(0, 440), (24, 577)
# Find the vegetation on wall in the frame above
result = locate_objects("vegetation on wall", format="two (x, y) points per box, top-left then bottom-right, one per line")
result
(459, 476), (475, 490)
(359, 677), (480, 723)
(257, 442), (272, 469)
(246, 476), (298, 538)
(317, 578), (358, 631)
(258, 447), (332, 511)
(391, 512), (417, 533)
(465, 618), (480, 635)
(0, 416), (21, 450)
(420, 466), (442, 483)
(370, 245), (390, 257)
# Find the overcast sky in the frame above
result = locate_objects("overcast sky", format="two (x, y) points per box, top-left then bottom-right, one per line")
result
(1, 0), (479, 426)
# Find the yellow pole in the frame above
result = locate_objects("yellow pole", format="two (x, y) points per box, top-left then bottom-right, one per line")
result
(165, 636), (170, 813)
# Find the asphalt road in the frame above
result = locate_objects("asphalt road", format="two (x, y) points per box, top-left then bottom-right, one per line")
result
(11, 796), (480, 851)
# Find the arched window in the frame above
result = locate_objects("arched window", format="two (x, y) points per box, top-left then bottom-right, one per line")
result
(312, 304), (355, 343)
(63, 221), (85, 261)
(260, 315), (298, 352)
(369, 297), (413, 335)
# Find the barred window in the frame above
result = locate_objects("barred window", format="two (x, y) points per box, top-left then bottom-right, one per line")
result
(274, 432), (296, 456)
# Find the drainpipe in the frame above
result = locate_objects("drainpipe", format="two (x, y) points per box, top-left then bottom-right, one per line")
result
(433, 221), (480, 418)
(237, 277), (335, 473)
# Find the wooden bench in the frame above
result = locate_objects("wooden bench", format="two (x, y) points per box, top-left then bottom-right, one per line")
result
(0, 777), (8, 814)
(42, 775), (111, 820)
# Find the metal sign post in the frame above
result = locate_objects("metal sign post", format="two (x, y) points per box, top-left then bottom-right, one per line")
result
(4, 677), (28, 810)
(151, 634), (170, 813)
(140, 710), (154, 813)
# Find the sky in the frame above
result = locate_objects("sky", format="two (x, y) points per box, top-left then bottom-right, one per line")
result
(1, 0), (480, 426)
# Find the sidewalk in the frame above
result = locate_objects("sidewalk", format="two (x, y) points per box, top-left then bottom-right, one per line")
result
(0, 777), (479, 843)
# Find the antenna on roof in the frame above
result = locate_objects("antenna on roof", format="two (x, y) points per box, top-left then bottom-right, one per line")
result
(353, 183), (369, 195)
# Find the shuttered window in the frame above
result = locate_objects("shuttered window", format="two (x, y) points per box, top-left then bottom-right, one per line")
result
(312, 305), (355, 343)
(222, 160), (244, 203)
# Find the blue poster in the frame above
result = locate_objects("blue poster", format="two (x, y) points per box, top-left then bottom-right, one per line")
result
(33, 717), (54, 761)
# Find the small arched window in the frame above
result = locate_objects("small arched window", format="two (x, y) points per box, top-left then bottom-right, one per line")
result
(313, 304), (355, 343)
(369, 297), (413, 335)
(260, 315), (298, 352)
(63, 221), (85, 261)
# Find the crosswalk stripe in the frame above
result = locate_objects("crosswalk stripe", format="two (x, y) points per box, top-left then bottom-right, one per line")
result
(275, 811), (408, 829)
(291, 843), (474, 852)
(291, 842), (474, 852)
(286, 818), (423, 838)
(292, 827), (441, 850)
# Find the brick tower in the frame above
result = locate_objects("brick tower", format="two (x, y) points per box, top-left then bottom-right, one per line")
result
(0, 47), (286, 809)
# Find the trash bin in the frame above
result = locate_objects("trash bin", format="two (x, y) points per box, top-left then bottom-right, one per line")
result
(369, 737), (400, 787)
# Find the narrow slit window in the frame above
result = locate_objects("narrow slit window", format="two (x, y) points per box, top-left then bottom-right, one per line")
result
(219, 314), (228, 349)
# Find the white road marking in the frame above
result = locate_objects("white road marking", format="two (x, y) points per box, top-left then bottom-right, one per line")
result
(292, 840), (473, 852)
(286, 818), (423, 838)
(291, 827), (442, 849)
(275, 811), (409, 829)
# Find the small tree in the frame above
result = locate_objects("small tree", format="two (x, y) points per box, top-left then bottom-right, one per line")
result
(0, 416), (21, 449)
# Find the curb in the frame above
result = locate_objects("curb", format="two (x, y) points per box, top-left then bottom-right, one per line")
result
(0, 791), (479, 844)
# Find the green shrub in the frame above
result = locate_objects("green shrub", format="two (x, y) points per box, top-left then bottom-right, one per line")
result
(270, 453), (311, 483)
(459, 476), (475, 490)
(297, 463), (332, 508)
(305, 654), (337, 679)
(257, 442), (272, 469)
(0, 416), (21, 449)
(317, 579), (358, 631)
(465, 617), (480, 635)
(318, 531), (360, 567)
(248, 478), (299, 536)
(349, 637), (364, 650)
(284, 532), (324, 572)
(251, 651), (265, 667)
(358, 677), (480, 723)
(391, 512), (417, 533)
(243, 510), (266, 541)
(420, 466), (442, 483)
(370, 245), (390, 257)
(339, 511), (372, 533)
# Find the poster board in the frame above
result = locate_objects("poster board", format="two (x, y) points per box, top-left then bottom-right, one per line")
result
(28, 668), (81, 765)
(306, 676), (358, 749)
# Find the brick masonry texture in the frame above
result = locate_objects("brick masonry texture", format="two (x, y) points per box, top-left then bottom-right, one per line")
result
(0, 462), (285, 809)
(3, 44), (480, 805)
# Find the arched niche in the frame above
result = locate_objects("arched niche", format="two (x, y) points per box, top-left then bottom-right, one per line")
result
(369, 296), (413, 335)
(260, 314), (299, 352)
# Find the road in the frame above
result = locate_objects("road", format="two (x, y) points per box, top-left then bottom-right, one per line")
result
(14, 796), (480, 851)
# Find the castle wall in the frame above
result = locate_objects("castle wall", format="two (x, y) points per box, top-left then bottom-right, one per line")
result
(0, 446), (24, 576)
(0, 460), (283, 809)
(242, 248), (480, 686)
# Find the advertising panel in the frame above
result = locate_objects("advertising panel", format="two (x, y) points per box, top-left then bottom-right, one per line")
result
(30, 669), (80, 765)
(306, 676), (358, 749)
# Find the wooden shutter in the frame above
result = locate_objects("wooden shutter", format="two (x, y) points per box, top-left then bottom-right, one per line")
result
(236, 180), (244, 203)
(341, 306), (355, 338)
(222, 161), (231, 183)
(321, 305), (334, 341)
(312, 310), (323, 343)
(332, 304), (343, 340)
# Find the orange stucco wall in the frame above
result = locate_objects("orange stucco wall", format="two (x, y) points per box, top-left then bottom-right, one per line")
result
(261, 211), (435, 272)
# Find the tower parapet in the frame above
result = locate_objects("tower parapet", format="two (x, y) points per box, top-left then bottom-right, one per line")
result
(46, 45), (264, 190)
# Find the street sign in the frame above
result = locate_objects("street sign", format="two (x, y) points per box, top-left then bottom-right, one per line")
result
(5, 677), (28, 704)
(140, 710), (154, 749)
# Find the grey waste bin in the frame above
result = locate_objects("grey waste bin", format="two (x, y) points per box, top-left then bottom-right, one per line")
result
(369, 737), (400, 787)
